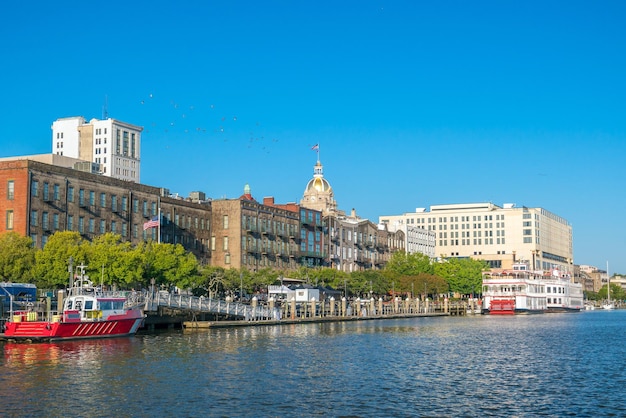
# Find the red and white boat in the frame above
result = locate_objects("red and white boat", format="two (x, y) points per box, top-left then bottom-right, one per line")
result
(2, 266), (144, 342)
(481, 262), (583, 315)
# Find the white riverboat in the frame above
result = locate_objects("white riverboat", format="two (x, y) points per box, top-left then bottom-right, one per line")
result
(482, 262), (583, 315)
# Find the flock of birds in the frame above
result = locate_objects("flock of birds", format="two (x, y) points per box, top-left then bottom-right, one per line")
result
(134, 92), (282, 154)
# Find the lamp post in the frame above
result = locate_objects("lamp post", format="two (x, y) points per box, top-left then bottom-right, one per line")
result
(240, 272), (243, 302)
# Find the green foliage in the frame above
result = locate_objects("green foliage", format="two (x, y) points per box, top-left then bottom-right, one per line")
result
(434, 257), (488, 295)
(598, 283), (625, 301)
(349, 270), (388, 297)
(84, 233), (143, 288)
(34, 231), (87, 288)
(0, 232), (36, 283)
(136, 241), (199, 289)
(396, 273), (448, 297)
(384, 252), (434, 279)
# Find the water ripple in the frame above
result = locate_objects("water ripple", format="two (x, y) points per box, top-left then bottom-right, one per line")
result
(2, 311), (625, 417)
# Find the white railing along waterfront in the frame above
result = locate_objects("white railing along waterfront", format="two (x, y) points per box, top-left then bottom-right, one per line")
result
(144, 292), (471, 321)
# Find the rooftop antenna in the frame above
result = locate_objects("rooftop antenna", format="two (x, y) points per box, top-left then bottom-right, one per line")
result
(102, 95), (109, 119)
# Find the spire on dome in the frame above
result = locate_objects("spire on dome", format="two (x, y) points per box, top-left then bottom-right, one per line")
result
(239, 183), (255, 201)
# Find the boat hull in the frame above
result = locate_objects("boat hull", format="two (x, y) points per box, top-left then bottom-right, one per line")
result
(2, 313), (144, 342)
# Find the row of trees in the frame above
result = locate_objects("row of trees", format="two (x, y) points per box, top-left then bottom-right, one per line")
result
(0, 231), (488, 298)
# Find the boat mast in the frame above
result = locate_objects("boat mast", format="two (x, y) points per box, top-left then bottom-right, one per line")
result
(607, 261), (611, 304)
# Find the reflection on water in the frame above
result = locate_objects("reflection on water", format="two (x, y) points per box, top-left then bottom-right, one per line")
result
(2, 312), (626, 417)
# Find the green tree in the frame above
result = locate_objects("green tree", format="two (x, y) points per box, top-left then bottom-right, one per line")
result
(397, 272), (448, 299)
(34, 231), (87, 288)
(136, 241), (199, 290)
(84, 233), (143, 288)
(195, 265), (228, 297)
(434, 257), (488, 295)
(598, 283), (625, 301)
(0, 232), (36, 283)
(349, 270), (387, 298)
(384, 251), (434, 279)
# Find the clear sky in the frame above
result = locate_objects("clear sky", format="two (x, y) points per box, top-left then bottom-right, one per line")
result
(1, 1), (625, 273)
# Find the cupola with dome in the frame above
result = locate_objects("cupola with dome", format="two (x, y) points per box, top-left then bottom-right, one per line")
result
(301, 149), (337, 215)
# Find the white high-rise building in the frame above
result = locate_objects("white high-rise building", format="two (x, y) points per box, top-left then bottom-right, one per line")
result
(51, 116), (143, 183)
(380, 202), (573, 273)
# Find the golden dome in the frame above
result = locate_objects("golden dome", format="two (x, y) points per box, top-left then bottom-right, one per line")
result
(306, 177), (332, 193)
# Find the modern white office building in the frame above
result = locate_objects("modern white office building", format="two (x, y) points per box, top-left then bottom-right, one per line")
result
(51, 116), (143, 183)
(380, 202), (573, 273)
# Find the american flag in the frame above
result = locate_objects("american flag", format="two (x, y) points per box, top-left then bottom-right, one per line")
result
(311, 144), (319, 151)
(143, 216), (159, 230)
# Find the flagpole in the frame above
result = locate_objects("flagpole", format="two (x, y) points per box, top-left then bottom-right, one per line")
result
(157, 196), (161, 244)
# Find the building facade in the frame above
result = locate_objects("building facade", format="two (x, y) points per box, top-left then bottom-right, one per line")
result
(0, 158), (211, 261)
(384, 221), (436, 258)
(52, 116), (143, 183)
(209, 187), (301, 271)
(380, 202), (573, 273)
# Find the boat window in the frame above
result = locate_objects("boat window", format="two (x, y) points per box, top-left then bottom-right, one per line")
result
(100, 301), (112, 310)
(66, 300), (73, 310)
(85, 300), (93, 310)
(113, 301), (124, 310)
(75, 300), (82, 310)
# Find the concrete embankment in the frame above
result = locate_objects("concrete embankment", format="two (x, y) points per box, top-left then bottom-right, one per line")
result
(183, 312), (450, 329)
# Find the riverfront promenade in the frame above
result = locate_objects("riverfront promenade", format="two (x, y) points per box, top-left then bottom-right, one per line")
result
(173, 295), (478, 329)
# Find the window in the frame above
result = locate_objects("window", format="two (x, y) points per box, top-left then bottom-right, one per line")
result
(122, 196), (128, 212)
(225, 253), (231, 264)
(133, 199), (139, 213)
(43, 182), (49, 201)
(122, 223), (127, 237)
(31, 180), (39, 197)
(31, 210), (38, 226)
(211, 236), (216, 251)
(100, 220), (106, 234)
(223, 215), (229, 229)
(111, 220), (117, 233)
(89, 191), (95, 206)
(133, 224), (138, 238)
(68, 186), (74, 202)
(6, 210), (14, 230)
(53, 213), (59, 230)
(68, 215), (74, 231)
(151, 202), (157, 216)
(7, 180), (14, 200)
(42, 212), (49, 230)
(78, 217), (84, 233)
(111, 195), (118, 212)
(223, 236), (229, 250)
(53, 184), (60, 201)
(100, 193), (106, 208)
(79, 189), (85, 206)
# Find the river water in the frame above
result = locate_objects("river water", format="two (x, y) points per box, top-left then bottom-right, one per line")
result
(2, 310), (625, 417)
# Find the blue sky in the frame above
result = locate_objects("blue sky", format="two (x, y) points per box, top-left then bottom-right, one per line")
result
(1, 1), (625, 272)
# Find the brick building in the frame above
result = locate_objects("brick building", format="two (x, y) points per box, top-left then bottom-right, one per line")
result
(0, 158), (211, 262)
